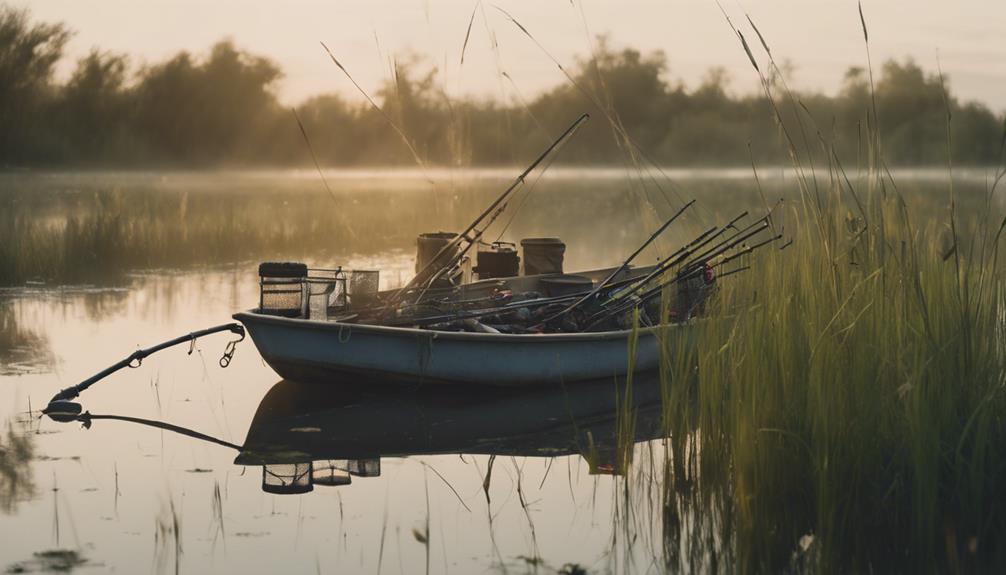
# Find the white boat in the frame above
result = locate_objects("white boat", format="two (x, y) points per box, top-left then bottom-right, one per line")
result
(235, 264), (696, 386)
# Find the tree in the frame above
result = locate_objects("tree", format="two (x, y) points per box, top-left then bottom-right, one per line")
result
(0, 5), (70, 163)
(132, 41), (283, 165)
(54, 50), (130, 162)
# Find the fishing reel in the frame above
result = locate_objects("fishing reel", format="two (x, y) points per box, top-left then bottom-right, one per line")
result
(42, 400), (91, 427)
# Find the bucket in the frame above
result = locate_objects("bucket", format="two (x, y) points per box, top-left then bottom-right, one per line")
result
(520, 237), (565, 276)
(416, 232), (459, 274)
(475, 243), (520, 279)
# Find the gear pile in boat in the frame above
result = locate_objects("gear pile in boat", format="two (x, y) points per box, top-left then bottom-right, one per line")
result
(256, 202), (781, 334)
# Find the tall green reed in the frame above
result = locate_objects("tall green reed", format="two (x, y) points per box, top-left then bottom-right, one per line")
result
(649, 5), (1006, 571)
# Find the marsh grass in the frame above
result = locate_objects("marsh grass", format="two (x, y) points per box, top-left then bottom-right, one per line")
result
(641, 7), (1006, 572)
(154, 497), (182, 575)
(0, 420), (35, 514)
(0, 183), (363, 285)
(0, 301), (54, 375)
(0, 171), (726, 287)
(656, 173), (1005, 568)
(5, 549), (88, 573)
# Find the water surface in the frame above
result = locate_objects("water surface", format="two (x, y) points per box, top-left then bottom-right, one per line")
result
(1, 169), (999, 572)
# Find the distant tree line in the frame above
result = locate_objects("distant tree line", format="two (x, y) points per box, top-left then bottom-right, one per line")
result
(1, 5), (1003, 168)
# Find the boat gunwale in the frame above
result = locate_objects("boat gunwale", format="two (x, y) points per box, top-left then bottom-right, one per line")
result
(233, 309), (683, 342)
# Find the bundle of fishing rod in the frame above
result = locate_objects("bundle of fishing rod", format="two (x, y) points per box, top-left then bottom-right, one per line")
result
(377, 202), (781, 334)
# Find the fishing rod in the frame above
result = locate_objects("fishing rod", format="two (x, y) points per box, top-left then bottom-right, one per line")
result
(43, 323), (246, 420)
(599, 261), (760, 330)
(677, 200), (781, 273)
(583, 227), (781, 330)
(678, 218), (773, 274)
(583, 222), (726, 313)
(409, 114), (591, 305)
(527, 212), (752, 330)
(527, 227), (716, 331)
(384, 265), (666, 328)
(600, 210), (752, 307)
(537, 199), (696, 325)
(383, 113), (591, 314)
(586, 221), (775, 328)
(712, 230), (784, 269)
(667, 229), (782, 289)
(607, 212), (768, 310)
(46, 411), (243, 451)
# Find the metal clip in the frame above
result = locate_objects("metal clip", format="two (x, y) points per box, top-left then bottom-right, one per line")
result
(219, 328), (244, 368)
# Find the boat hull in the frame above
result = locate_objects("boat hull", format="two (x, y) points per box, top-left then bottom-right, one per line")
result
(234, 311), (686, 386)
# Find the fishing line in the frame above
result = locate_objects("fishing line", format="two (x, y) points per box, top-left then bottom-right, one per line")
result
(493, 3), (714, 240)
(385, 114), (590, 311)
(502, 72), (552, 144)
(491, 145), (561, 243)
(45, 408), (242, 455)
(320, 41), (435, 186)
(568, 0), (679, 249)
(291, 108), (357, 239)
(459, 0), (480, 67)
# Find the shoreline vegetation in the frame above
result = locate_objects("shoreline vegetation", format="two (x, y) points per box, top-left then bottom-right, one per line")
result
(644, 6), (1006, 572)
(2, 4), (1005, 170)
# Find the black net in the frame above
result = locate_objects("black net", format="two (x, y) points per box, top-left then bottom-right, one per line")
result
(346, 270), (379, 309)
(259, 278), (305, 317)
(259, 262), (308, 317)
(349, 270), (379, 296)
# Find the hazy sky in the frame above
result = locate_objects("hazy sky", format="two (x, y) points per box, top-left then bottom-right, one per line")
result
(21, 0), (1006, 111)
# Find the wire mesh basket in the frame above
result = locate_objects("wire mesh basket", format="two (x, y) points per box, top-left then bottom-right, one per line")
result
(312, 460), (353, 486)
(343, 458), (381, 477)
(303, 268), (380, 319)
(258, 263), (379, 320)
(261, 462), (313, 494)
(347, 270), (380, 307)
(305, 268), (347, 320)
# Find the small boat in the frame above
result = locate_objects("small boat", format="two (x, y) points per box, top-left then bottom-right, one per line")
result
(235, 307), (682, 386)
(235, 262), (700, 386)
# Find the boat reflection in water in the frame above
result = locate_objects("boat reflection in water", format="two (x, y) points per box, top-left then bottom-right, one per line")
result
(238, 372), (668, 494)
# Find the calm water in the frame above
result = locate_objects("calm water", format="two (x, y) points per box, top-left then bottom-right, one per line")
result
(0, 265), (673, 574)
(1, 169), (1000, 573)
